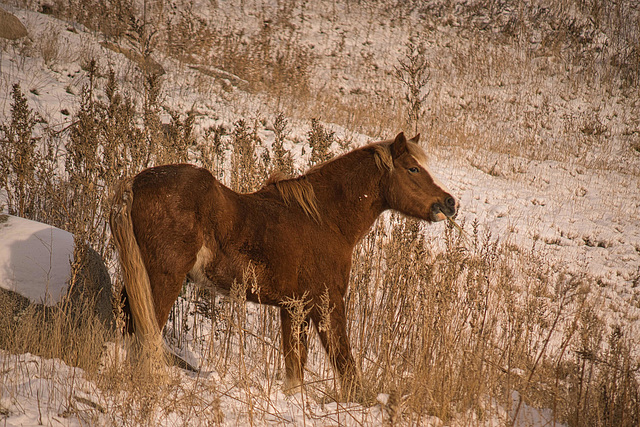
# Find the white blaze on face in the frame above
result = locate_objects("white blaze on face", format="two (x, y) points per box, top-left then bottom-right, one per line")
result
(406, 141), (452, 195)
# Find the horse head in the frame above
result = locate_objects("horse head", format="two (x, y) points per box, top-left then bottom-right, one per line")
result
(385, 132), (457, 222)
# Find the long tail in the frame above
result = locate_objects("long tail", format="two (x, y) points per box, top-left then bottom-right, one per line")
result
(109, 177), (163, 356)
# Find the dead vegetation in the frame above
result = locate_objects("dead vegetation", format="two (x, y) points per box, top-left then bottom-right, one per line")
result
(1, 0), (640, 425)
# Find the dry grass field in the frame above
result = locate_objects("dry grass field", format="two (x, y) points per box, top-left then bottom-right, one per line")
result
(1, 0), (639, 425)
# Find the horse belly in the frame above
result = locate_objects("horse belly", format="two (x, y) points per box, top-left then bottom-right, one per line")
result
(188, 242), (291, 306)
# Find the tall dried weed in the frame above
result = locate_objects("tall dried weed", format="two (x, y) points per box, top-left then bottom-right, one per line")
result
(2, 1), (639, 425)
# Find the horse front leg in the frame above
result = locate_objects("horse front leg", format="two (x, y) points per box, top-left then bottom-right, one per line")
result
(280, 307), (309, 394)
(311, 297), (362, 401)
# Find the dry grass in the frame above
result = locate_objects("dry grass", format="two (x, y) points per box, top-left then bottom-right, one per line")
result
(2, 73), (639, 424)
(1, 1), (640, 425)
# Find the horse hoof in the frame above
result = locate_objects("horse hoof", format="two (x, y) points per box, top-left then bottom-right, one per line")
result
(166, 350), (199, 372)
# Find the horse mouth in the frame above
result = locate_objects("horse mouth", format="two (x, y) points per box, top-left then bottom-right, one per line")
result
(430, 202), (457, 222)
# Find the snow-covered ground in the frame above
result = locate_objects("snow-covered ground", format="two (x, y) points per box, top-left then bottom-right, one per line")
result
(436, 149), (640, 326)
(0, 213), (563, 426)
(1, 0), (639, 425)
(0, 348), (563, 426)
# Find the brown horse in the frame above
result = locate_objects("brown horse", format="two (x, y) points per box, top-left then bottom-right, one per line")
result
(109, 132), (457, 397)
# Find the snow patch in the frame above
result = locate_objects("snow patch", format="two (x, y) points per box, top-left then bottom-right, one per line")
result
(0, 214), (74, 305)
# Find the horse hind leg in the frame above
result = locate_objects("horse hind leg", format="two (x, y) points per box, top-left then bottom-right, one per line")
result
(118, 255), (194, 341)
(280, 307), (309, 394)
(147, 269), (200, 372)
(117, 281), (171, 337)
(118, 286), (134, 334)
(148, 270), (188, 329)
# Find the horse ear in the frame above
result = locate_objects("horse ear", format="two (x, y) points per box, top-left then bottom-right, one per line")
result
(391, 132), (408, 158)
(409, 134), (420, 144)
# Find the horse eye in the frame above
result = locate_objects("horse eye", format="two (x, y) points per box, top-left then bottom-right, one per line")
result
(408, 167), (420, 174)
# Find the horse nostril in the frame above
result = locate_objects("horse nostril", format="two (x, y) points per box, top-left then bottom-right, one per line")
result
(445, 197), (456, 208)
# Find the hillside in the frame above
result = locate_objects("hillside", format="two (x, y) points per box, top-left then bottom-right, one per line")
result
(1, 0), (639, 425)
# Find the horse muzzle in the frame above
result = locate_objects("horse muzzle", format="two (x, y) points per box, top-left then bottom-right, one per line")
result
(430, 197), (457, 222)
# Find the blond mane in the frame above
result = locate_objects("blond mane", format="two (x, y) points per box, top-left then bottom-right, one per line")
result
(267, 173), (321, 223)
(372, 143), (393, 172)
(267, 141), (397, 222)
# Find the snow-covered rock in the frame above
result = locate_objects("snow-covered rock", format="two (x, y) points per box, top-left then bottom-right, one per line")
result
(0, 214), (112, 324)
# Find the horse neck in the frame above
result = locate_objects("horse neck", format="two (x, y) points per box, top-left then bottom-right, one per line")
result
(306, 150), (387, 246)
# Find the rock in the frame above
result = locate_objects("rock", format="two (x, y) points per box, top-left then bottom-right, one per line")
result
(0, 214), (113, 328)
(0, 7), (28, 40)
(65, 243), (114, 328)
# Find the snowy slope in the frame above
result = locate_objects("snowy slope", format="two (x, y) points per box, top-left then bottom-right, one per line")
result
(1, 1), (639, 425)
